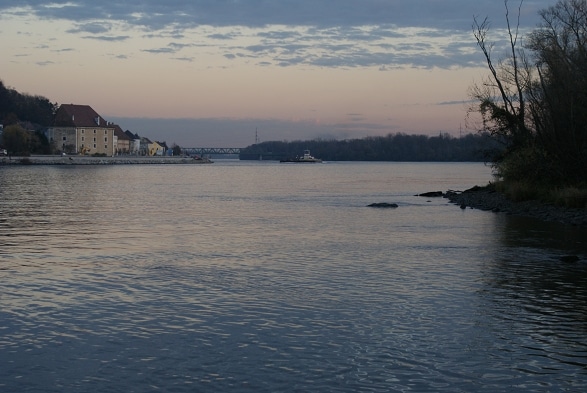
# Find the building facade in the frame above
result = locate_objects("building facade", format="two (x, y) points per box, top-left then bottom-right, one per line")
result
(113, 124), (131, 155)
(124, 131), (141, 155)
(46, 104), (116, 156)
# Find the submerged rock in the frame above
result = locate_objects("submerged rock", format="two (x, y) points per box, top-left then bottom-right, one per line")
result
(560, 255), (580, 263)
(367, 203), (399, 208)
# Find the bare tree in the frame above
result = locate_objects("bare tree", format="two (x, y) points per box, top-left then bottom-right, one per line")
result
(470, 0), (533, 151)
(471, 0), (587, 186)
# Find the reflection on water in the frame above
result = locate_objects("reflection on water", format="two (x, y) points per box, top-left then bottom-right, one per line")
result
(498, 214), (587, 254)
(1, 162), (586, 392)
(474, 214), (587, 392)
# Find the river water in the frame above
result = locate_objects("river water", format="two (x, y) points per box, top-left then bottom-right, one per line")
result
(1, 161), (586, 392)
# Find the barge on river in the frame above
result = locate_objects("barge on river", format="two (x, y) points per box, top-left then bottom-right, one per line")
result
(280, 150), (322, 163)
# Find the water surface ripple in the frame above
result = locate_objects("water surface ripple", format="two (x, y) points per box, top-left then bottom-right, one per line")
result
(1, 162), (586, 392)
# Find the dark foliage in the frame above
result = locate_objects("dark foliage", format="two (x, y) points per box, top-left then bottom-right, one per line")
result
(472, 0), (587, 187)
(527, 0), (587, 185)
(171, 144), (182, 156)
(240, 132), (501, 162)
(0, 80), (56, 154)
(0, 80), (57, 128)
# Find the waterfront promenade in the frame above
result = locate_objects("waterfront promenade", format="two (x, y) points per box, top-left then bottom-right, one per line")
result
(0, 155), (213, 165)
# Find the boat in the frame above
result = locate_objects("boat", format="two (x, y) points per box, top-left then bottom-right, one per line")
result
(192, 155), (213, 163)
(280, 150), (323, 163)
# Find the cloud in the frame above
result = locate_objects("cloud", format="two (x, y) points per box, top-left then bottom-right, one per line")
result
(67, 22), (111, 34)
(6, 1), (550, 31)
(347, 113), (366, 122)
(142, 46), (178, 54)
(169, 42), (191, 50)
(436, 99), (477, 106)
(1, 0), (553, 70)
(211, 25), (483, 69)
(140, 42), (192, 55)
(36, 60), (54, 66)
(81, 35), (131, 42)
(207, 33), (238, 40)
(173, 56), (194, 62)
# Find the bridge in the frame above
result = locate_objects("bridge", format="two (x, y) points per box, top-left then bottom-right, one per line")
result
(183, 147), (242, 156)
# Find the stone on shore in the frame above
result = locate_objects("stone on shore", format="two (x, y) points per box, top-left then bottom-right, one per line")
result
(444, 185), (587, 227)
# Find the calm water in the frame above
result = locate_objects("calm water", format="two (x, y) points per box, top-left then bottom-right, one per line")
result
(1, 161), (586, 392)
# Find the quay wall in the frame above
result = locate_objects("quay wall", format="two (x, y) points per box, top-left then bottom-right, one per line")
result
(0, 155), (213, 165)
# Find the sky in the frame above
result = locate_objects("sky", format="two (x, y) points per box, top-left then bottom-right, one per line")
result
(0, 0), (553, 147)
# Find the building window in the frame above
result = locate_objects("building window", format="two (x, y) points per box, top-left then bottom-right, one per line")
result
(104, 145), (108, 149)
(93, 137), (96, 142)
(81, 136), (85, 142)
(81, 129), (85, 134)
(104, 130), (107, 135)
(62, 136), (67, 141)
(93, 144), (97, 148)
(93, 130), (96, 134)
(104, 137), (108, 142)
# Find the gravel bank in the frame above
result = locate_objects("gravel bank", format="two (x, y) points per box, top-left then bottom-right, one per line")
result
(443, 185), (587, 227)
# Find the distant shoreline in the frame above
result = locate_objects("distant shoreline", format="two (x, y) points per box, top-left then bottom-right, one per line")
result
(0, 155), (213, 165)
(444, 185), (587, 228)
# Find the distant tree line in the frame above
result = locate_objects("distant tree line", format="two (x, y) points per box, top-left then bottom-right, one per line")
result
(239, 132), (501, 162)
(471, 0), (587, 196)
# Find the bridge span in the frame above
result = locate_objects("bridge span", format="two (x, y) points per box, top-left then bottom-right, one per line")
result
(183, 147), (242, 156)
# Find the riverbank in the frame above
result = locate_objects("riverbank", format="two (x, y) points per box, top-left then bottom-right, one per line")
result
(0, 155), (213, 165)
(444, 185), (587, 227)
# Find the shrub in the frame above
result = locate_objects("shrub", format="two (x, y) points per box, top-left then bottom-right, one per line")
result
(550, 187), (587, 209)
(495, 145), (552, 185)
(500, 181), (540, 202)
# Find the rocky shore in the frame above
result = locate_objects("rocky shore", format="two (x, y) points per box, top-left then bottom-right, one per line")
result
(439, 185), (587, 228)
(0, 155), (213, 165)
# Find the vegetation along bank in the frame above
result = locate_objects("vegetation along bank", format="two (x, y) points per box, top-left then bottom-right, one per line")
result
(468, 0), (587, 209)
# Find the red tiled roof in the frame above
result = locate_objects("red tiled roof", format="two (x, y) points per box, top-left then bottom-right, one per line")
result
(53, 104), (110, 128)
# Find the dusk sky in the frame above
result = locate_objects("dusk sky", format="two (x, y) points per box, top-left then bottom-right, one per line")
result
(1, 1), (552, 147)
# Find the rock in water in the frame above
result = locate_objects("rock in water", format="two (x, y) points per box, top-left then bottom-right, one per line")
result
(367, 203), (398, 208)
(560, 255), (579, 263)
(418, 191), (444, 197)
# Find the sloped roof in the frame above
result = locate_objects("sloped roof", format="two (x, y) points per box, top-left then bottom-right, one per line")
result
(124, 130), (140, 140)
(112, 124), (131, 140)
(53, 104), (110, 128)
